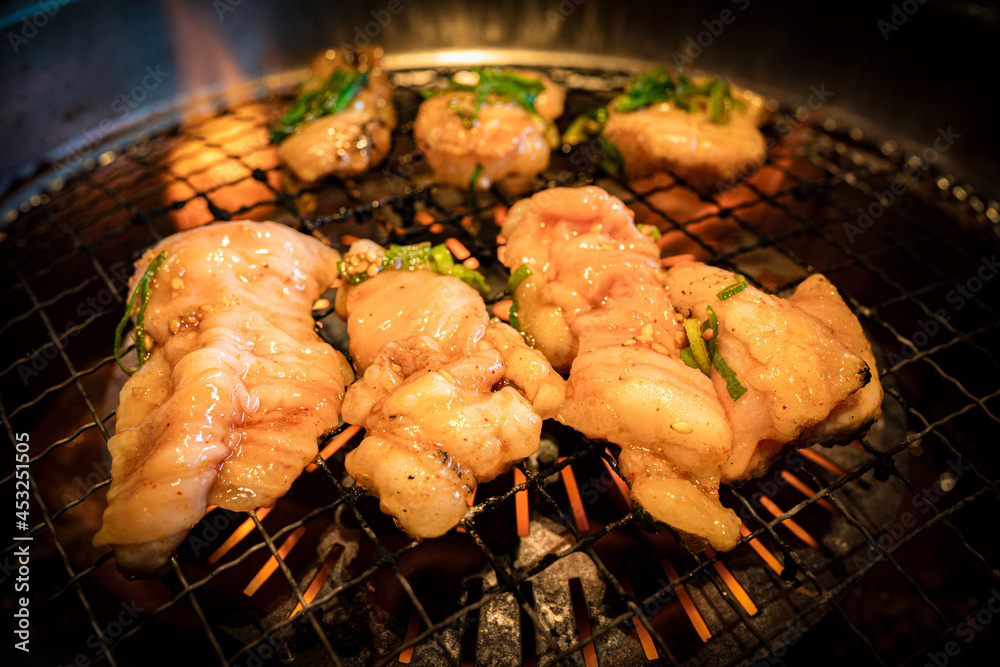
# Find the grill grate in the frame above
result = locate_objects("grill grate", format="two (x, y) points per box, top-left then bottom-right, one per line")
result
(2, 63), (1000, 667)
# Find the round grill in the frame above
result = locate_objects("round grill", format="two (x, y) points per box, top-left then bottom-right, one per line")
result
(2, 59), (1000, 667)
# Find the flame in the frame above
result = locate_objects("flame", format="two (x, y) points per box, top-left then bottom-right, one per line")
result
(206, 506), (273, 565)
(739, 522), (784, 575)
(243, 526), (308, 596)
(306, 423), (363, 473)
(758, 496), (822, 550)
(160, 2), (283, 231)
(289, 545), (344, 618)
(618, 572), (659, 660)
(660, 558), (711, 643)
(556, 456), (589, 533)
(800, 448), (855, 481)
(492, 299), (513, 321)
(398, 605), (423, 664)
(703, 547), (758, 615)
(780, 470), (838, 515)
(568, 577), (600, 667)
(513, 468), (530, 537)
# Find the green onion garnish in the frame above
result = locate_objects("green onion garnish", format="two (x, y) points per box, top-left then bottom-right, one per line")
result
(562, 107), (609, 145)
(508, 299), (521, 331)
(637, 224), (661, 242)
(382, 243), (431, 272)
(338, 241), (491, 299)
(683, 318), (712, 376)
(561, 106), (622, 175)
(431, 245), (491, 299)
(701, 304), (718, 358)
(716, 274), (748, 300)
(598, 139), (624, 176)
(679, 347), (699, 369)
(270, 69), (369, 145)
(423, 67), (548, 125)
(678, 304), (746, 400)
(114, 251), (167, 376)
(712, 350), (747, 400)
(468, 163), (484, 191)
(613, 67), (745, 124)
(507, 263), (533, 295)
(506, 264), (533, 333)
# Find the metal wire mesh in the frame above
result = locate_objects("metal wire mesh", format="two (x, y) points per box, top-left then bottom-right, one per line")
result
(2, 63), (1000, 667)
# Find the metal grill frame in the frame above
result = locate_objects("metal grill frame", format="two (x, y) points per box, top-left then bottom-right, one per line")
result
(2, 62), (1000, 667)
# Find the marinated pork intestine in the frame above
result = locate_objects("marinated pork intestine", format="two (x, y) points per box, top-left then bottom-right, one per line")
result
(277, 46), (397, 185)
(603, 82), (768, 191)
(784, 274), (884, 445)
(93, 221), (353, 577)
(338, 255), (564, 538)
(413, 70), (565, 191)
(502, 187), (742, 549)
(664, 262), (878, 483)
(502, 186), (882, 551)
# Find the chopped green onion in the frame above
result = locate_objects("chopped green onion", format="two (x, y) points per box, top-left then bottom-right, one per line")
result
(613, 67), (745, 124)
(683, 318), (711, 376)
(468, 163), (484, 191)
(271, 69), (368, 144)
(430, 243), (491, 299)
(679, 347), (699, 369)
(598, 139), (624, 176)
(430, 243), (454, 271)
(637, 224), (661, 242)
(701, 304), (718, 358)
(114, 251), (167, 376)
(508, 299), (521, 331)
(383, 242), (433, 272)
(561, 106), (623, 175)
(716, 274), (748, 300)
(423, 67), (548, 126)
(337, 242), (490, 298)
(677, 304), (746, 400)
(507, 263), (533, 295)
(562, 107), (609, 145)
(444, 264), (491, 300)
(712, 351), (748, 400)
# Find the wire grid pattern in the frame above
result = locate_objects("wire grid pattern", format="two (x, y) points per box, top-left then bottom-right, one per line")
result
(1, 64), (999, 667)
